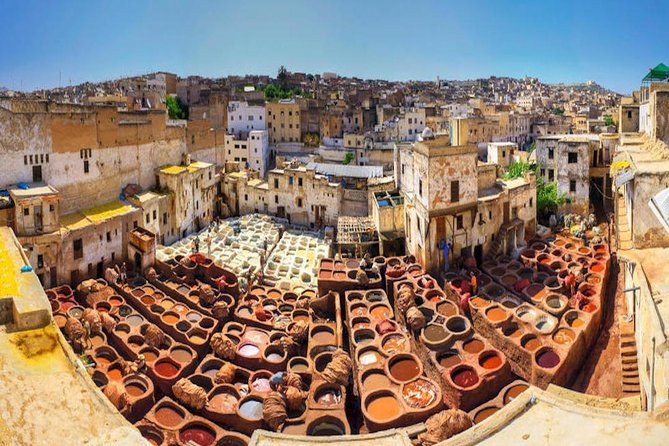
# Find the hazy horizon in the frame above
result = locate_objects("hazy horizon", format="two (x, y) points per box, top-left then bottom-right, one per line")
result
(3, 0), (668, 95)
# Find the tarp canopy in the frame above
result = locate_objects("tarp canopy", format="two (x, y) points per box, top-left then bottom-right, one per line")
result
(642, 63), (669, 82)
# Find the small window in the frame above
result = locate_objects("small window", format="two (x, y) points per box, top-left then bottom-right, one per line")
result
(37, 254), (44, 269)
(153, 210), (157, 220)
(548, 169), (555, 181)
(456, 215), (464, 230)
(419, 179), (423, 196)
(163, 212), (167, 224)
(145, 213), (150, 224)
(298, 177), (303, 187)
(451, 180), (460, 202)
(275, 195), (278, 204)
(570, 180), (576, 193)
(106, 231), (111, 242)
(23, 207), (30, 216)
(84, 160), (90, 173)
(568, 152), (578, 164)
(548, 148), (554, 159)
(274, 179), (279, 188)
(73, 239), (83, 260)
(49, 204), (55, 212)
(289, 177), (294, 185)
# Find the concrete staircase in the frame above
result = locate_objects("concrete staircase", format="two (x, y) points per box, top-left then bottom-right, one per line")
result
(487, 220), (518, 259)
(617, 196), (633, 250)
(620, 320), (640, 396)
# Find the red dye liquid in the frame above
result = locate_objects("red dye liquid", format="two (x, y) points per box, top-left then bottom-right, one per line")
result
(582, 302), (597, 313)
(481, 355), (502, 370)
(155, 361), (179, 378)
(452, 369), (479, 388)
(536, 350), (560, 368)
(179, 426), (215, 446)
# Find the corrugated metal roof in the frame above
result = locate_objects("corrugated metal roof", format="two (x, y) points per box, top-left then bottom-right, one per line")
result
(306, 162), (383, 179)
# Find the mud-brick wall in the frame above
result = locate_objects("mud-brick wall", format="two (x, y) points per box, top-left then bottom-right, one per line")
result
(427, 151), (478, 212)
(652, 91), (669, 146)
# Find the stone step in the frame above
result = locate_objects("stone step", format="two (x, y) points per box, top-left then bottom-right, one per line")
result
(622, 356), (638, 365)
(622, 364), (639, 373)
(621, 340), (636, 349)
(621, 349), (638, 357)
(619, 240), (633, 250)
(623, 372), (640, 380)
(623, 376), (640, 385)
(622, 385), (641, 394)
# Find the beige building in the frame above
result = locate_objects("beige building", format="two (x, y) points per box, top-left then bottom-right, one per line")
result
(398, 136), (536, 273)
(266, 99), (301, 144)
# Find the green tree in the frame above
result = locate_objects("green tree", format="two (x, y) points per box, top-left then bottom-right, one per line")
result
(165, 96), (188, 120)
(277, 65), (288, 90)
(504, 160), (532, 179)
(603, 115), (614, 126)
(343, 151), (355, 165)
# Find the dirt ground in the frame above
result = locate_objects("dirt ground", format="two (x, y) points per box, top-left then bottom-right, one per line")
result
(570, 255), (624, 397)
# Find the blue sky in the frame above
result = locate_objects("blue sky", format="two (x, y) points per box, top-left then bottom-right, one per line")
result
(2, 0), (668, 94)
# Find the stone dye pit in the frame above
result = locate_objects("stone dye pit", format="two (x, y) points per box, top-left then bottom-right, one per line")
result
(47, 234), (615, 445)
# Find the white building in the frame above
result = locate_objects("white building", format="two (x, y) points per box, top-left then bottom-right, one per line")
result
(227, 101), (266, 136)
(224, 130), (271, 177)
(396, 108), (426, 142)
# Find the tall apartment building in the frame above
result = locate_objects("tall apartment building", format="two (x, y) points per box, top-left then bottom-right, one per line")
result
(266, 99), (301, 144)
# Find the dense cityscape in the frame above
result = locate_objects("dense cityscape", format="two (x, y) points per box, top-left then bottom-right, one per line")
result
(3, 3), (669, 446)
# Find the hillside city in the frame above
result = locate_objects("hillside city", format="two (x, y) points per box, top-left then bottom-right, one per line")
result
(1, 62), (669, 446)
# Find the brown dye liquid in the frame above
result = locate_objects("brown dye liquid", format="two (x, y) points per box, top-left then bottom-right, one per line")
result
(486, 308), (507, 322)
(367, 395), (401, 421)
(469, 297), (490, 308)
(171, 348), (192, 363)
(424, 324), (447, 342)
(553, 328), (575, 345)
(107, 368), (123, 381)
(155, 361), (179, 378)
(363, 372), (391, 391)
(439, 353), (461, 368)
(209, 393), (238, 412)
(437, 301), (457, 316)
(142, 351), (158, 362)
(474, 407), (499, 423)
(370, 306), (391, 320)
(463, 339), (484, 354)
(155, 406), (183, 427)
(523, 338), (541, 351)
(125, 383), (145, 396)
(312, 330), (335, 345)
(503, 384), (529, 404)
(390, 358), (420, 381)
(382, 335), (407, 353)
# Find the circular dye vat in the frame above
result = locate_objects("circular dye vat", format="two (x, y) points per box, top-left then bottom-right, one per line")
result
(463, 339), (484, 354)
(173, 304), (188, 315)
(469, 297), (491, 308)
(179, 425), (215, 446)
(162, 313), (179, 325)
(522, 337), (542, 352)
(170, 348), (192, 363)
(354, 329), (375, 346)
(238, 344), (260, 357)
(370, 305), (391, 320)
(503, 383), (529, 404)
(209, 392), (238, 413)
(568, 316), (585, 328)
(382, 334), (408, 354)
(154, 360), (179, 378)
(238, 398), (263, 420)
(553, 328), (576, 345)
(389, 357), (420, 382)
(590, 262), (605, 273)
(350, 305), (368, 317)
(140, 295), (154, 306)
(315, 387), (341, 406)
(309, 418), (346, 436)
(155, 405), (183, 427)
(479, 352), (502, 370)
(265, 350), (284, 363)
(107, 368), (123, 381)
(289, 358), (309, 373)
(125, 314), (143, 327)
(251, 377), (271, 393)
(366, 395), (401, 422)
(438, 351), (461, 369)
(141, 349), (158, 362)
(109, 296), (123, 306)
(125, 382), (146, 397)
(485, 307), (507, 322)
(359, 350), (382, 366)
(536, 349), (560, 368)
(451, 367), (479, 388)
(502, 324), (523, 339)
(423, 324), (447, 342)
(437, 301), (457, 316)
(186, 312), (202, 323)
(362, 371), (391, 391)
(474, 407), (499, 424)
(583, 302), (598, 313)
(245, 330), (269, 344)
(237, 306), (253, 317)
(90, 334), (104, 347)
(311, 327), (335, 345)
(402, 379), (437, 408)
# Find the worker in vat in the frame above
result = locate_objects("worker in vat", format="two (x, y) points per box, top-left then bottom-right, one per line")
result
(566, 271), (577, 297)
(120, 262), (127, 284)
(194, 236), (200, 253)
(470, 272), (478, 296)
